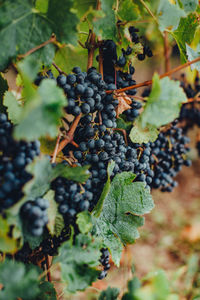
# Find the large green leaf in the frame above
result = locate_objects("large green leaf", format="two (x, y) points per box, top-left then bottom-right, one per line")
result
(13, 79), (66, 140)
(0, 73), (8, 113)
(180, 0), (198, 13)
(186, 43), (200, 72)
(140, 73), (187, 128)
(37, 282), (57, 300)
(3, 91), (22, 124)
(157, 0), (186, 32)
(55, 233), (102, 293)
(117, 0), (140, 22)
(99, 287), (120, 300)
(129, 120), (158, 144)
(93, 0), (117, 40)
(0, 259), (40, 300)
(93, 172), (154, 266)
(47, 0), (78, 44)
(0, 0), (79, 71)
(172, 14), (198, 62)
(73, 0), (96, 18)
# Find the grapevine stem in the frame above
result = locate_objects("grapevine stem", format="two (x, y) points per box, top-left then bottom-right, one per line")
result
(51, 134), (61, 163)
(18, 35), (56, 59)
(87, 32), (96, 70)
(57, 113), (82, 154)
(106, 56), (200, 94)
(164, 31), (171, 73)
(46, 255), (52, 282)
(52, 62), (67, 76)
(139, 0), (159, 25)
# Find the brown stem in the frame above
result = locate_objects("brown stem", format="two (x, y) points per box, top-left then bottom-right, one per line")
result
(87, 33), (96, 70)
(114, 128), (128, 145)
(127, 95), (146, 101)
(106, 56), (200, 94)
(164, 31), (171, 73)
(98, 111), (102, 125)
(99, 44), (104, 79)
(46, 255), (52, 282)
(18, 35), (56, 59)
(52, 62), (67, 76)
(57, 114), (82, 154)
(51, 134), (61, 163)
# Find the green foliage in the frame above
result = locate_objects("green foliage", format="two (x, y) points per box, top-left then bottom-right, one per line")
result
(37, 282), (57, 300)
(180, 0), (198, 13)
(3, 91), (22, 124)
(99, 287), (120, 300)
(186, 43), (200, 72)
(93, 0), (117, 40)
(0, 0), (79, 71)
(172, 13), (198, 62)
(76, 211), (93, 234)
(118, 0), (140, 22)
(55, 233), (102, 293)
(139, 74), (186, 129)
(93, 172), (154, 266)
(157, 0), (186, 32)
(0, 259), (40, 300)
(13, 79), (66, 140)
(129, 120), (158, 144)
(0, 73), (8, 113)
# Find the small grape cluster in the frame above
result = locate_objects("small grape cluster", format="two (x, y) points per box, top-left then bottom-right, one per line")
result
(98, 248), (110, 280)
(0, 113), (40, 213)
(20, 198), (49, 236)
(149, 123), (191, 192)
(51, 175), (93, 222)
(57, 67), (106, 117)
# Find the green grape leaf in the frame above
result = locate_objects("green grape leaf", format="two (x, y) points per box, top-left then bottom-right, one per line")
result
(73, 0), (96, 18)
(0, 259), (40, 300)
(117, 0), (140, 22)
(0, 73), (8, 113)
(22, 224), (45, 250)
(54, 46), (89, 74)
(0, 216), (18, 253)
(46, 190), (58, 235)
(35, 0), (49, 14)
(0, 0), (55, 70)
(53, 213), (65, 237)
(180, 0), (198, 13)
(93, 172), (154, 266)
(0, 0), (79, 70)
(129, 120), (159, 144)
(172, 14), (198, 62)
(116, 117), (132, 131)
(186, 43), (200, 72)
(3, 91), (23, 124)
(55, 233), (102, 293)
(18, 56), (41, 82)
(52, 163), (91, 183)
(14, 79), (66, 140)
(157, 0), (186, 32)
(140, 73), (186, 128)
(37, 282), (57, 300)
(47, 0), (79, 45)
(98, 287), (120, 300)
(93, 0), (117, 40)
(93, 160), (115, 218)
(76, 211), (93, 234)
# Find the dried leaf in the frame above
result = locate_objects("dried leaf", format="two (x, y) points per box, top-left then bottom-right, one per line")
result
(115, 92), (132, 117)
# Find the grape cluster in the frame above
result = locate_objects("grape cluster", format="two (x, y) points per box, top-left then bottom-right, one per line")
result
(149, 123), (191, 192)
(51, 175), (93, 222)
(57, 67), (106, 117)
(98, 248), (110, 280)
(0, 113), (40, 213)
(20, 197), (49, 236)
